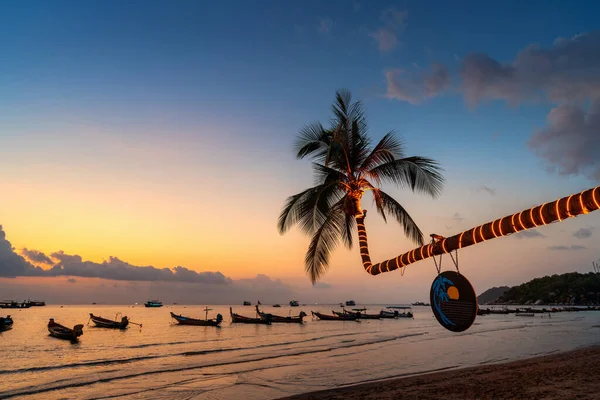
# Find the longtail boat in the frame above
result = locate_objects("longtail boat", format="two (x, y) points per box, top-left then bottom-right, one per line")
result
(0, 315), (13, 332)
(311, 311), (359, 321)
(255, 305), (306, 323)
(48, 319), (84, 341)
(144, 300), (163, 308)
(89, 313), (132, 329)
(380, 306), (413, 319)
(335, 308), (381, 319)
(171, 308), (223, 326)
(230, 307), (271, 324)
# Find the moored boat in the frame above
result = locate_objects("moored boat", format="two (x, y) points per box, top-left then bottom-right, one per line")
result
(256, 305), (306, 323)
(382, 306), (413, 318)
(311, 311), (358, 321)
(289, 300), (299, 307)
(273, 304), (281, 307)
(171, 307), (223, 326)
(243, 301), (251, 306)
(0, 300), (31, 309)
(230, 307), (271, 324)
(0, 315), (13, 332)
(515, 313), (535, 317)
(345, 300), (356, 306)
(336, 308), (381, 319)
(89, 313), (131, 329)
(48, 319), (84, 341)
(29, 300), (46, 307)
(144, 300), (163, 308)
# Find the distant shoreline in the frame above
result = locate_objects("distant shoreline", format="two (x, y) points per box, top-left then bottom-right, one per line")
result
(279, 344), (600, 400)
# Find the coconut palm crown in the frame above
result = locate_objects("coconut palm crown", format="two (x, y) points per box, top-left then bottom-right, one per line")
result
(278, 90), (445, 283)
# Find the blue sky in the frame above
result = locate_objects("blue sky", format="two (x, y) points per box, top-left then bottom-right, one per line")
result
(0, 1), (599, 303)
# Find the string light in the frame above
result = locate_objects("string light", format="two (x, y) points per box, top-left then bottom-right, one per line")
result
(356, 186), (600, 275)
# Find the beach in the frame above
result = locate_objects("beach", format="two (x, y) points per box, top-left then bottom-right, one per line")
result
(281, 345), (600, 400)
(2, 305), (599, 399)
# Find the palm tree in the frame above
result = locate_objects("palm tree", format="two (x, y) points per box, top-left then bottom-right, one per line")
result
(278, 89), (445, 283)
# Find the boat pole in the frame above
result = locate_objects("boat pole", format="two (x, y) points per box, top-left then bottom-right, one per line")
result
(357, 185), (600, 275)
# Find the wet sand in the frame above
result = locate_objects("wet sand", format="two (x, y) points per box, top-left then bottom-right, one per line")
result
(280, 345), (600, 400)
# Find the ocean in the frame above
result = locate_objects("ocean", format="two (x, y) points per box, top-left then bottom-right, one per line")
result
(1, 304), (599, 399)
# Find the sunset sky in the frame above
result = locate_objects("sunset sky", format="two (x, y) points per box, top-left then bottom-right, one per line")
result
(1, 1), (599, 304)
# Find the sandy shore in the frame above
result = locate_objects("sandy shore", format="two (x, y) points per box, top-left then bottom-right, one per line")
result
(280, 345), (600, 400)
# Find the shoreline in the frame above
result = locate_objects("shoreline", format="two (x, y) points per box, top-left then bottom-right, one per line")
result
(279, 345), (600, 400)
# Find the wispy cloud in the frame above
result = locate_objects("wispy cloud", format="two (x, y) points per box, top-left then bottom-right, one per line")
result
(317, 18), (332, 34)
(370, 8), (407, 53)
(473, 185), (497, 196)
(312, 282), (332, 289)
(386, 31), (600, 181)
(21, 248), (54, 264)
(514, 230), (546, 239)
(548, 245), (586, 251)
(459, 32), (600, 181)
(573, 227), (594, 239)
(385, 63), (450, 104)
(451, 212), (464, 222)
(528, 100), (600, 181)
(370, 28), (398, 52)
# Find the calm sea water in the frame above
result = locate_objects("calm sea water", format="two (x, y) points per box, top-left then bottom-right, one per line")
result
(1, 304), (599, 399)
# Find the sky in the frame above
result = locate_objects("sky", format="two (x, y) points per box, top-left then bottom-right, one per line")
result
(1, 1), (599, 304)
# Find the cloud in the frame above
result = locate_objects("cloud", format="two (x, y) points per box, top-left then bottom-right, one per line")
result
(370, 28), (398, 52)
(380, 8), (407, 27)
(458, 31), (600, 180)
(514, 230), (546, 239)
(48, 252), (231, 284)
(0, 225), (231, 284)
(528, 100), (600, 181)
(318, 18), (332, 34)
(385, 63), (450, 104)
(0, 226), (47, 277)
(67, 278), (77, 284)
(573, 227), (594, 239)
(473, 185), (497, 196)
(451, 212), (464, 222)
(370, 8), (407, 53)
(382, 31), (600, 181)
(461, 32), (600, 106)
(21, 248), (54, 264)
(312, 282), (332, 289)
(548, 245), (587, 251)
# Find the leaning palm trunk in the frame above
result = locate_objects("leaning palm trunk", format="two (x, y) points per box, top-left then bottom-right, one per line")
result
(356, 186), (600, 275)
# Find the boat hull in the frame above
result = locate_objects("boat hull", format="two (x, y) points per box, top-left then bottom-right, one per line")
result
(170, 312), (222, 326)
(89, 314), (129, 329)
(256, 306), (305, 323)
(48, 320), (84, 341)
(311, 311), (358, 321)
(0, 316), (13, 332)
(230, 307), (271, 324)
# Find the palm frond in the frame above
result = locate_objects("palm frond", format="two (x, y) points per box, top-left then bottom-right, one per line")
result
(371, 189), (425, 245)
(359, 131), (404, 172)
(295, 122), (332, 161)
(277, 183), (344, 235)
(278, 187), (315, 235)
(305, 202), (346, 283)
(367, 156), (445, 198)
(301, 182), (345, 235)
(312, 162), (348, 186)
(341, 210), (355, 249)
